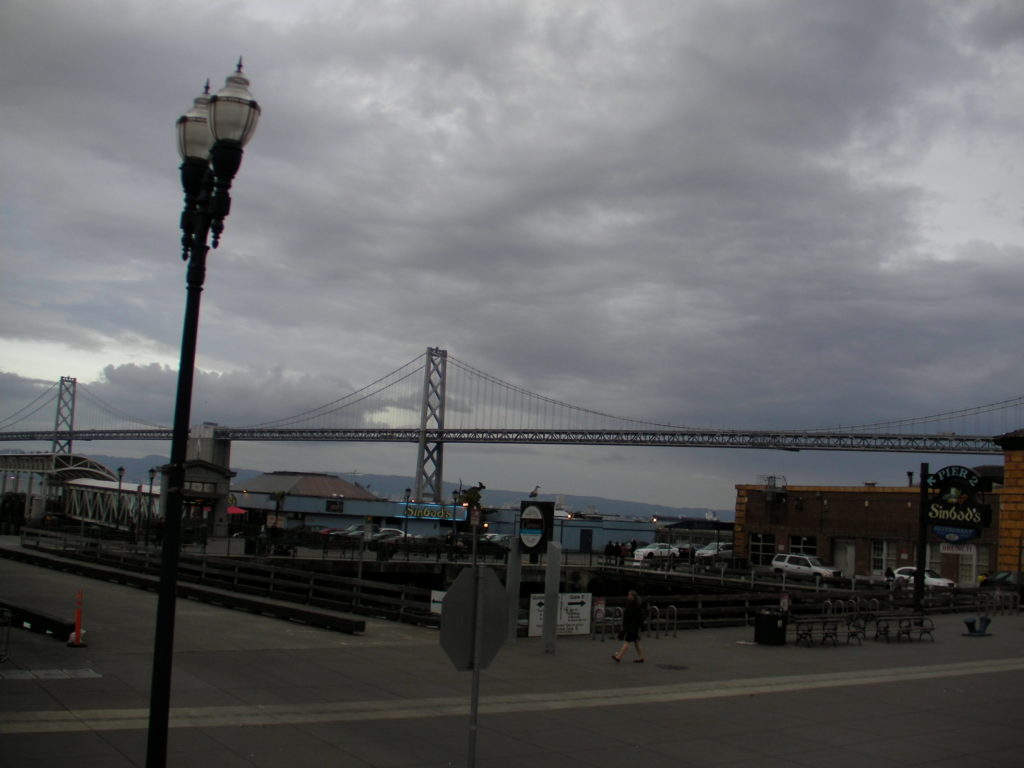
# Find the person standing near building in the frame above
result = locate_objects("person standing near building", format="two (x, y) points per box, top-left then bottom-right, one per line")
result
(611, 590), (646, 663)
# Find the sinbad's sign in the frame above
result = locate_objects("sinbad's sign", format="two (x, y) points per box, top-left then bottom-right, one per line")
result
(926, 465), (991, 543)
(401, 503), (465, 521)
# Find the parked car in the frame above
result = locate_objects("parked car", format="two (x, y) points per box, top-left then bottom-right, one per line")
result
(772, 553), (841, 582)
(694, 541), (733, 560)
(892, 567), (955, 589)
(633, 542), (680, 561)
(294, 524), (330, 534)
(342, 524), (379, 539)
(370, 527), (408, 541)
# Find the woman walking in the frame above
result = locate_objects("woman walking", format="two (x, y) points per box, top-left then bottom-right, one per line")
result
(611, 590), (645, 663)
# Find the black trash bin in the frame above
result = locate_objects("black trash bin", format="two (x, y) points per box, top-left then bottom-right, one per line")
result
(755, 609), (787, 645)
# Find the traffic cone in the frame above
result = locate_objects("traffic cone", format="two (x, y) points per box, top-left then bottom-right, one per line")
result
(67, 589), (87, 648)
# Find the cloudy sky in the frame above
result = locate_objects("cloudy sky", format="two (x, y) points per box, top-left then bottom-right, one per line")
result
(1, 0), (1022, 510)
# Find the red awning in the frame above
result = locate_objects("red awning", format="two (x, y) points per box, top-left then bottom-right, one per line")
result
(227, 506), (248, 515)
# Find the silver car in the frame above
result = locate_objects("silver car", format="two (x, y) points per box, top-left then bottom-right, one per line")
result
(772, 553), (841, 582)
(694, 541), (733, 560)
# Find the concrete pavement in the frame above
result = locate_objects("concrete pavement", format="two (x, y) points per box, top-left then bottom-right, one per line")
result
(1, 539), (1023, 767)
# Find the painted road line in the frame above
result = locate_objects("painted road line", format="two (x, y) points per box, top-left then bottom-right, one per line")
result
(3, 657), (1024, 734)
(0, 668), (101, 680)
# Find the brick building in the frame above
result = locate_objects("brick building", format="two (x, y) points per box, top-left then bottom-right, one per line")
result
(733, 462), (1007, 587)
(994, 429), (1024, 574)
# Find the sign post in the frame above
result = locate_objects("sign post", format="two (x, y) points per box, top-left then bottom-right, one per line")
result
(440, 566), (507, 768)
(543, 541), (561, 653)
(916, 463), (929, 612)
(917, 463), (991, 610)
(519, 501), (553, 564)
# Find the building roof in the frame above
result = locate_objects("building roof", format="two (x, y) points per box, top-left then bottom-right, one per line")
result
(994, 429), (1024, 450)
(232, 471), (378, 500)
(0, 453), (117, 483)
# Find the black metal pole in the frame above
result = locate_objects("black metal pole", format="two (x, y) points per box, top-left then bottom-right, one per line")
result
(146, 213), (211, 768)
(117, 467), (124, 526)
(403, 489), (411, 560)
(914, 462), (929, 613)
(147, 470), (155, 546)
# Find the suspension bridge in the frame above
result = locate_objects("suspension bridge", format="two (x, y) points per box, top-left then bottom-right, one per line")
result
(1, 347), (1021, 501)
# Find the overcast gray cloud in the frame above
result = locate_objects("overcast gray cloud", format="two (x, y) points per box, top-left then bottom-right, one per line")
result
(1, 0), (1022, 509)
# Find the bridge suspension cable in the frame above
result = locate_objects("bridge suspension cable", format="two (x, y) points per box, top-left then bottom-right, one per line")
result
(0, 381), (59, 430)
(816, 395), (1024, 435)
(240, 353), (425, 430)
(76, 383), (170, 430)
(444, 355), (680, 431)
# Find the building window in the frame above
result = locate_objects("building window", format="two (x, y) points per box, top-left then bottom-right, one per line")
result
(871, 540), (899, 577)
(749, 533), (775, 566)
(927, 542), (942, 570)
(958, 545), (991, 585)
(790, 535), (816, 555)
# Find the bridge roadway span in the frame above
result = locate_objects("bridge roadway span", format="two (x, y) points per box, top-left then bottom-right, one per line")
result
(2, 538), (1022, 767)
(0, 426), (1002, 453)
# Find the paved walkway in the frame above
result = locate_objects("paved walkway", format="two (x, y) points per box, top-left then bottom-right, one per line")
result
(1, 540), (1023, 767)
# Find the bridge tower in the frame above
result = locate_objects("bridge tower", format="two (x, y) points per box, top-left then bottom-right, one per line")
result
(414, 347), (447, 503)
(52, 376), (77, 455)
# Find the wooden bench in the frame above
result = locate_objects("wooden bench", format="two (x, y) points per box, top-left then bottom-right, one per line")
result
(868, 613), (934, 642)
(793, 618), (838, 647)
(897, 616), (935, 642)
(792, 616), (866, 647)
(846, 617), (866, 645)
(0, 600), (75, 640)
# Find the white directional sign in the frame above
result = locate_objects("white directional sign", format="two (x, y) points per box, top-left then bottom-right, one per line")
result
(528, 592), (592, 637)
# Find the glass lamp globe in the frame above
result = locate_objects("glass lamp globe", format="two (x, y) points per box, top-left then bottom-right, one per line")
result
(176, 83), (213, 161)
(208, 60), (261, 146)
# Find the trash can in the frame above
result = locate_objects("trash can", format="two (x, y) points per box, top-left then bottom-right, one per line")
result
(755, 609), (787, 645)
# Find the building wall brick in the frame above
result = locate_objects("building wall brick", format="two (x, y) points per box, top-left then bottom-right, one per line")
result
(994, 431), (1024, 573)
(734, 479), (1001, 582)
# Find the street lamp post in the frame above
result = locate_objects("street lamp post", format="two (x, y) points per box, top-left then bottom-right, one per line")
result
(146, 61), (260, 768)
(147, 467), (156, 546)
(135, 483), (143, 544)
(452, 489), (460, 558)
(117, 465), (125, 527)
(403, 488), (411, 560)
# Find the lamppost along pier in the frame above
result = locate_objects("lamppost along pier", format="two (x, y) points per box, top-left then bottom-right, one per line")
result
(147, 61), (260, 768)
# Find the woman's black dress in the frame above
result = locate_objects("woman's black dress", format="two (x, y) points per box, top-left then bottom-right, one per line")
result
(621, 600), (644, 642)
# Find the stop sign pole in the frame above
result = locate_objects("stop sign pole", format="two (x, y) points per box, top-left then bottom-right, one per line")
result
(468, 565), (483, 767)
(440, 563), (507, 768)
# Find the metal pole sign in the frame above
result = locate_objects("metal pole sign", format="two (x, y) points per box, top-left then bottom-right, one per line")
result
(916, 463), (992, 612)
(925, 465), (991, 544)
(519, 501), (553, 553)
(439, 566), (508, 768)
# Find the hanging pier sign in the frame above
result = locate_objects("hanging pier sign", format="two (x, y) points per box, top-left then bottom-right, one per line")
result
(926, 465), (991, 543)
(519, 501), (553, 553)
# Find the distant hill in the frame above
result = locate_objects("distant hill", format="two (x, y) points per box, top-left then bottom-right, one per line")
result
(82, 454), (734, 522)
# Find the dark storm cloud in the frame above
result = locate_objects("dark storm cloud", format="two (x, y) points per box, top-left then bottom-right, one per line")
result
(1, 0), (1021, 506)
